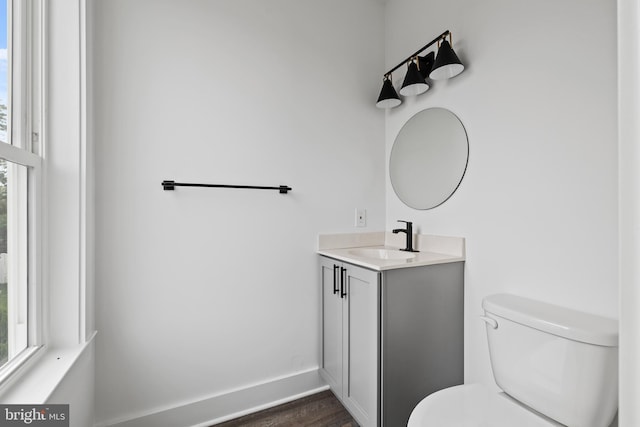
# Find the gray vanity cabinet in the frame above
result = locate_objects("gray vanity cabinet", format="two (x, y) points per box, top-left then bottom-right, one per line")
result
(319, 256), (464, 427)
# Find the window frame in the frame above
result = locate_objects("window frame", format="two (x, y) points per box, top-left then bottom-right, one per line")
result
(0, 0), (43, 384)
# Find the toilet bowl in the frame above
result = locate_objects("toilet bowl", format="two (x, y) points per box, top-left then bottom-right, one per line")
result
(408, 384), (562, 427)
(407, 294), (618, 427)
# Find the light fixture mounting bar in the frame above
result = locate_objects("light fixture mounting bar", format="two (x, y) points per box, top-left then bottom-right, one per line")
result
(383, 30), (450, 77)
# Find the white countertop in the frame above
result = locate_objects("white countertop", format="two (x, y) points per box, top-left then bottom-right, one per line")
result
(317, 232), (465, 271)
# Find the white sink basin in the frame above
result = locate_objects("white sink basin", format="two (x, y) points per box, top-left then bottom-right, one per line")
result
(348, 248), (417, 260)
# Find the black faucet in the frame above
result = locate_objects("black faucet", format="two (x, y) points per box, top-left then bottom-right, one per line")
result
(392, 220), (418, 252)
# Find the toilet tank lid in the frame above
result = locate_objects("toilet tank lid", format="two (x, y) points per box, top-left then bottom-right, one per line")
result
(482, 294), (618, 347)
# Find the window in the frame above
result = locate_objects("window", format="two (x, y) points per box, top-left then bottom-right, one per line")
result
(0, 159), (28, 365)
(0, 0), (42, 378)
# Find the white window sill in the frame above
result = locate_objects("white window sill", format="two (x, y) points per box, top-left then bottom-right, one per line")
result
(0, 332), (96, 403)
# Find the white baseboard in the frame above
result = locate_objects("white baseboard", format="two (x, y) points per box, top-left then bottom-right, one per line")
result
(100, 368), (329, 427)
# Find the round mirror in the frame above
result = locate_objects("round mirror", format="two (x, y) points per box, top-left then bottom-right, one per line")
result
(390, 108), (468, 210)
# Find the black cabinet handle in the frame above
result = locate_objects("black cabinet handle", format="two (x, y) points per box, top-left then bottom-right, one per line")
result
(340, 267), (347, 298)
(333, 265), (339, 294)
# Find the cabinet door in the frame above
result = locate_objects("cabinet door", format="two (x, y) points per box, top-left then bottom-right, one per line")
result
(342, 264), (379, 427)
(320, 257), (343, 397)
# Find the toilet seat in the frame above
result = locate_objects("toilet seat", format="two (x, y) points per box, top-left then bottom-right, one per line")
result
(407, 384), (564, 427)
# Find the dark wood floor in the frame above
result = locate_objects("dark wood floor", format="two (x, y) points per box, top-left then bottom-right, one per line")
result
(213, 390), (359, 427)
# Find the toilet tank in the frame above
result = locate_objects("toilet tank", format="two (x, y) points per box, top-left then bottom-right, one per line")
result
(482, 294), (618, 427)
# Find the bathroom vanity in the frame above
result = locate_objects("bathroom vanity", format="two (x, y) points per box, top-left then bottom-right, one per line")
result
(318, 232), (465, 427)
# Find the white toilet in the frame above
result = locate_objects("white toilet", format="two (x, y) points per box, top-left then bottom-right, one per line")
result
(408, 293), (618, 427)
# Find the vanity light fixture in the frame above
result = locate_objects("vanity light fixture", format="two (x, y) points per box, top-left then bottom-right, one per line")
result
(376, 30), (465, 109)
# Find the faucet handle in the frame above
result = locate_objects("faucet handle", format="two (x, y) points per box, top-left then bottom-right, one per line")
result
(397, 220), (412, 225)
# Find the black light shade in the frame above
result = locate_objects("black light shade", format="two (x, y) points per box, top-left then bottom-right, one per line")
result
(399, 61), (429, 96)
(417, 51), (435, 80)
(429, 39), (464, 80)
(376, 77), (401, 109)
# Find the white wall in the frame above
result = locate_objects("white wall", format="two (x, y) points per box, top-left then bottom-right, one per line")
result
(384, 0), (618, 388)
(92, 0), (385, 424)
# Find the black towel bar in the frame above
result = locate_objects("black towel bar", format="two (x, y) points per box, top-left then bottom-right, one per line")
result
(161, 180), (292, 194)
